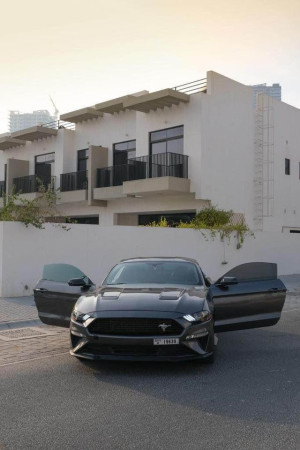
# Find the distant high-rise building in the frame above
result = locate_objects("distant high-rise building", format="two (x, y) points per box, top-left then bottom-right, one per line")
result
(9, 110), (57, 133)
(251, 83), (281, 106)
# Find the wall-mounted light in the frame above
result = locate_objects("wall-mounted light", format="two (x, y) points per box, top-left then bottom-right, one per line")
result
(127, 194), (143, 198)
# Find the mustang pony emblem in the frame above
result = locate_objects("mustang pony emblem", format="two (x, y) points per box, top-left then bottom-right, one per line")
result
(158, 323), (171, 332)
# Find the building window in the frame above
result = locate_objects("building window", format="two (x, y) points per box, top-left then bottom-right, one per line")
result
(113, 140), (136, 166)
(77, 149), (89, 172)
(35, 152), (55, 182)
(35, 152), (55, 165)
(150, 126), (183, 156)
(285, 158), (290, 175)
(67, 215), (99, 225)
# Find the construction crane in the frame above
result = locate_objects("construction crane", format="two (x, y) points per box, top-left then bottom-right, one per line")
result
(49, 95), (59, 121)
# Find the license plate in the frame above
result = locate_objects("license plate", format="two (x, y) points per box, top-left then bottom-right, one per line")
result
(153, 338), (179, 345)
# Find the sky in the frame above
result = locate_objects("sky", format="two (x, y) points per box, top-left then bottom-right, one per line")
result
(0, 0), (299, 133)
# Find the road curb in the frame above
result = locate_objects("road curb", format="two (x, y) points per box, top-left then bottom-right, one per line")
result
(0, 318), (42, 331)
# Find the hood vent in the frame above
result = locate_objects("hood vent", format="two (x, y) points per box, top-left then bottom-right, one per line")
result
(102, 291), (121, 299)
(159, 290), (183, 300)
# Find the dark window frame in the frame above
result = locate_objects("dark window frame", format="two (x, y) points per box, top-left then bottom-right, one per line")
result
(67, 215), (99, 225)
(34, 152), (55, 184)
(4, 163), (7, 188)
(77, 149), (89, 172)
(285, 158), (290, 175)
(149, 125), (184, 157)
(35, 152), (55, 167)
(113, 139), (136, 166)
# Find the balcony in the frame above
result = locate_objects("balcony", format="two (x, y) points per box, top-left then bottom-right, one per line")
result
(94, 152), (191, 200)
(97, 152), (188, 188)
(58, 171), (88, 203)
(13, 175), (55, 199)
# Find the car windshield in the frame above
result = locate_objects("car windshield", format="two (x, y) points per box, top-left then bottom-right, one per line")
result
(104, 261), (202, 286)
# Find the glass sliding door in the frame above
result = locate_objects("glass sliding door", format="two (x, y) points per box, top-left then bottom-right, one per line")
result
(77, 149), (89, 171)
(149, 126), (184, 177)
(113, 140), (136, 185)
(35, 153), (55, 189)
(113, 140), (136, 165)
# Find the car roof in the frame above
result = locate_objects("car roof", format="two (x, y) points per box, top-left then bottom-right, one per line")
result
(120, 256), (199, 265)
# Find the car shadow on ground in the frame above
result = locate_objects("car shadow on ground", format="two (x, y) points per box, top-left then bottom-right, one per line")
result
(75, 323), (300, 426)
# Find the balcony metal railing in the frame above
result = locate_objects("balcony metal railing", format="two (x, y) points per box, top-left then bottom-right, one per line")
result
(13, 175), (56, 194)
(172, 78), (207, 95)
(60, 170), (88, 192)
(97, 152), (188, 188)
(0, 181), (5, 198)
(41, 120), (75, 131)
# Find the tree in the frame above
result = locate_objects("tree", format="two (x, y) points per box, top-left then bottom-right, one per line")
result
(0, 183), (68, 229)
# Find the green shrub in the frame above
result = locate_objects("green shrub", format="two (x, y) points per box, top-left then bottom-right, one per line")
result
(144, 217), (168, 227)
(169, 206), (253, 249)
(194, 205), (233, 227)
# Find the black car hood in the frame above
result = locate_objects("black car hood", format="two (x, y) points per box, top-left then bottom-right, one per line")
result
(76, 285), (207, 315)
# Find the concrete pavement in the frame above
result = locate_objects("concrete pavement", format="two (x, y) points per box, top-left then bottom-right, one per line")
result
(0, 295), (299, 450)
(0, 296), (39, 328)
(0, 295), (69, 366)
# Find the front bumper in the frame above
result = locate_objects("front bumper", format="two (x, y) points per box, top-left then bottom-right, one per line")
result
(70, 315), (214, 362)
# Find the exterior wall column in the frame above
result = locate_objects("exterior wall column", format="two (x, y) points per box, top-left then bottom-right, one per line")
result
(88, 146), (108, 206)
(6, 159), (29, 195)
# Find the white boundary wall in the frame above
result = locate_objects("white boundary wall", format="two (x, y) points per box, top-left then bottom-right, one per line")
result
(1, 221), (300, 297)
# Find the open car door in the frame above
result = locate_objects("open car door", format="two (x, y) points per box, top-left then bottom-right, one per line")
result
(34, 264), (95, 328)
(208, 262), (286, 333)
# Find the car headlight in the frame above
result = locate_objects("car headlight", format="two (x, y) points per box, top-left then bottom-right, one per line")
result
(183, 310), (212, 323)
(71, 309), (91, 324)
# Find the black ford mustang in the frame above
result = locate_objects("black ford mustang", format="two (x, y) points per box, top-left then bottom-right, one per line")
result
(34, 258), (286, 363)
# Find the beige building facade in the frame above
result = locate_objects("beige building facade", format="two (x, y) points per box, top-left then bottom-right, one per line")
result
(0, 71), (299, 232)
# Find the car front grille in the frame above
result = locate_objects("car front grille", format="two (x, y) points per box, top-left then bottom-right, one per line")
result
(88, 318), (183, 336)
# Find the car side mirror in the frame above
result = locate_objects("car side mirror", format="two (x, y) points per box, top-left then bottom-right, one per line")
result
(216, 276), (238, 287)
(68, 277), (91, 288)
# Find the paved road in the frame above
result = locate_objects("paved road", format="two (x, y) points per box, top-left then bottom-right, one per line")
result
(0, 296), (299, 450)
